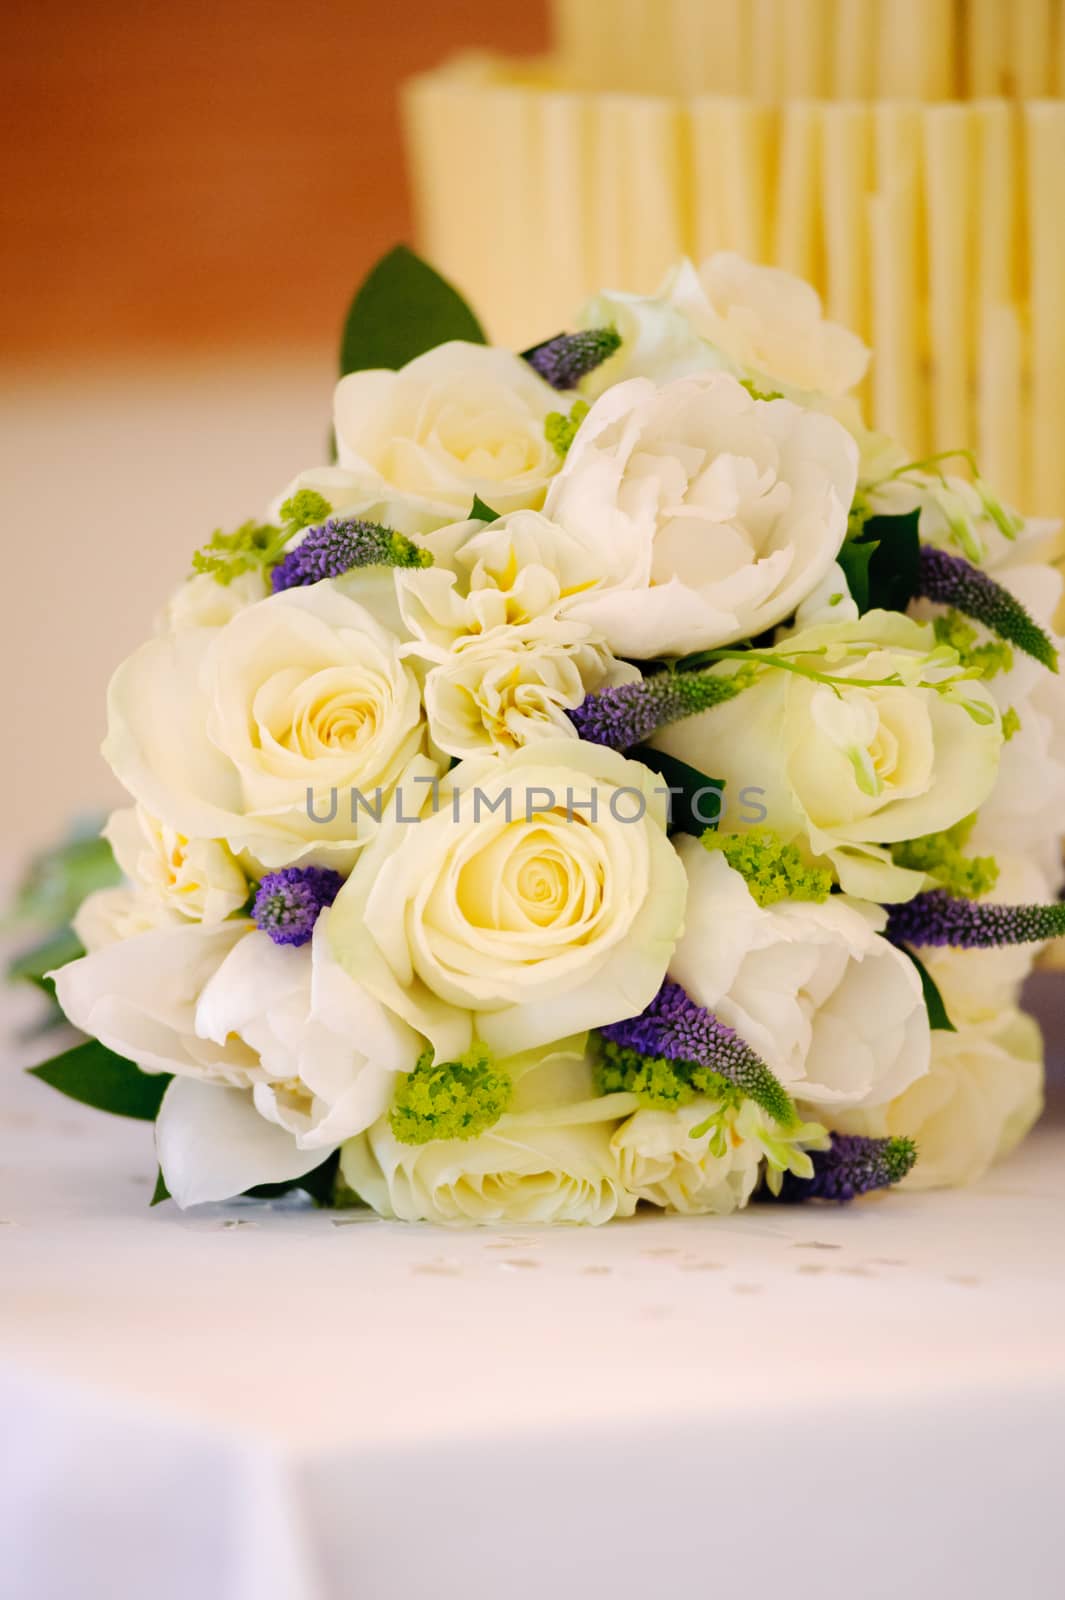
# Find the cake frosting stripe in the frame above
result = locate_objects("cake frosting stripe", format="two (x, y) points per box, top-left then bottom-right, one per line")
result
(1027, 101), (1065, 513)
(403, 40), (1065, 509)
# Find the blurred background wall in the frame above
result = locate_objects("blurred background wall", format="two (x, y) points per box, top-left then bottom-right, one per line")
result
(2, 0), (548, 857)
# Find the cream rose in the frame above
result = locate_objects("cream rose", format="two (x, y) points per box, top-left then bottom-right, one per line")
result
(831, 1010), (1045, 1190)
(332, 342), (562, 523)
(654, 612), (1003, 900)
(341, 1042), (635, 1226)
(611, 1096), (828, 1215)
(54, 911), (419, 1205)
(542, 370), (858, 657)
(420, 617), (638, 760)
(104, 582), (438, 874)
(671, 843), (930, 1109)
(328, 739), (688, 1061)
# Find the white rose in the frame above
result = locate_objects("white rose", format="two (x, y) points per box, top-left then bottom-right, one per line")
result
(340, 1042), (635, 1225)
(159, 570), (268, 633)
(577, 282), (723, 398)
(104, 806), (248, 924)
(611, 1096), (827, 1216)
(542, 371), (858, 657)
(104, 582), (438, 874)
(420, 617), (638, 760)
(332, 342), (562, 523)
(662, 254), (870, 398)
(671, 843), (929, 1110)
(328, 738), (688, 1061)
(832, 1010), (1044, 1189)
(54, 911), (419, 1205)
(396, 509), (614, 651)
(654, 612), (1003, 899)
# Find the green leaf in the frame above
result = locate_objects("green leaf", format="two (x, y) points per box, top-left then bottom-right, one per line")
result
(339, 245), (486, 376)
(29, 1040), (172, 1120)
(899, 947), (957, 1032)
(151, 1168), (171, 1206)
(841, 510), (921, 615)
(469, 495), (501, 523)
(630, 746), (725, 838)
(837, 538), (879, 614)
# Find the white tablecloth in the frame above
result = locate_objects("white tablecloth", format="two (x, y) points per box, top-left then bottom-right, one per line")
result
(2, 984), (1064, 1600)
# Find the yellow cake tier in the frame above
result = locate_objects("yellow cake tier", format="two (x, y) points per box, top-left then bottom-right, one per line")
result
(403, 55), (1065, 514)
(550, 0), (1065, 101)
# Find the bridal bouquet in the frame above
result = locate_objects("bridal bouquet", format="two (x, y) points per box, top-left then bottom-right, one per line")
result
(34, 247), (1065, 1223)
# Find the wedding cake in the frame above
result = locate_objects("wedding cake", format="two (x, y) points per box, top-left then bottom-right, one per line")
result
(403, 0), (1065, 513)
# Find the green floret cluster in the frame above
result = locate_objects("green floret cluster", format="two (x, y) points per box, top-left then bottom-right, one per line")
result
(191, 519), (280, 584)
(389, 1045), (512, 1145)
(700, 827), (833, 908)
(594, 1039), (740, 1112)
(1002, 706), (1022, 742)
(891, 815), (999, 899)
(191, 491), (334, 585)
(278, 490), (333, 531)
(545, 399), (589, 457)
(933, 610), (1014, 679)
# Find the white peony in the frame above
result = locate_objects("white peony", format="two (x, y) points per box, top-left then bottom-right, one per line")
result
(420, 617), (638, 760)
(104, 581), (438, 874)
(332, 342), (562, 523)
(328, 738), (688, 1061)
(832, 1010), (1044, 1190)
(542, 370), (858, 657)
(611, 1095), (827, 1216)
(671, 843), (930, 1110)
(341, 1042), (635, 1226)
(654, 612), (1003, 900)
(53, 911), (419, 1205)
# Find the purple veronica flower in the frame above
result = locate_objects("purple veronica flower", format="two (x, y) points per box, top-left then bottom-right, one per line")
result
(569, 669), (749, 751)
(600, 979), (795, 1126)
(917, 544), (1057, 670)
(271, 517), (430, 591)
(773, 1133), (917, 1202)
(252, 867), (344, 947)
(523, 327), (622, 390)
(886, 889), (1065, 950)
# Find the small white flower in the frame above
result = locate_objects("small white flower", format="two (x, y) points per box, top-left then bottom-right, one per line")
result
(671, 844), (930, 1110)
(420, 617), (638, 760)
(104, 806), (248, 925)
(158, 570), (268, 633)
(543, 370), (858, 657)
(611, 1096), (826, 1216)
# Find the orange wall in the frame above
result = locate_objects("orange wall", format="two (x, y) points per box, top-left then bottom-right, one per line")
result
(3, 0), (549, 357)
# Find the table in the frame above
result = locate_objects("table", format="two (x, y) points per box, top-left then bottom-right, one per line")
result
(2, 982), (1063, 1600)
